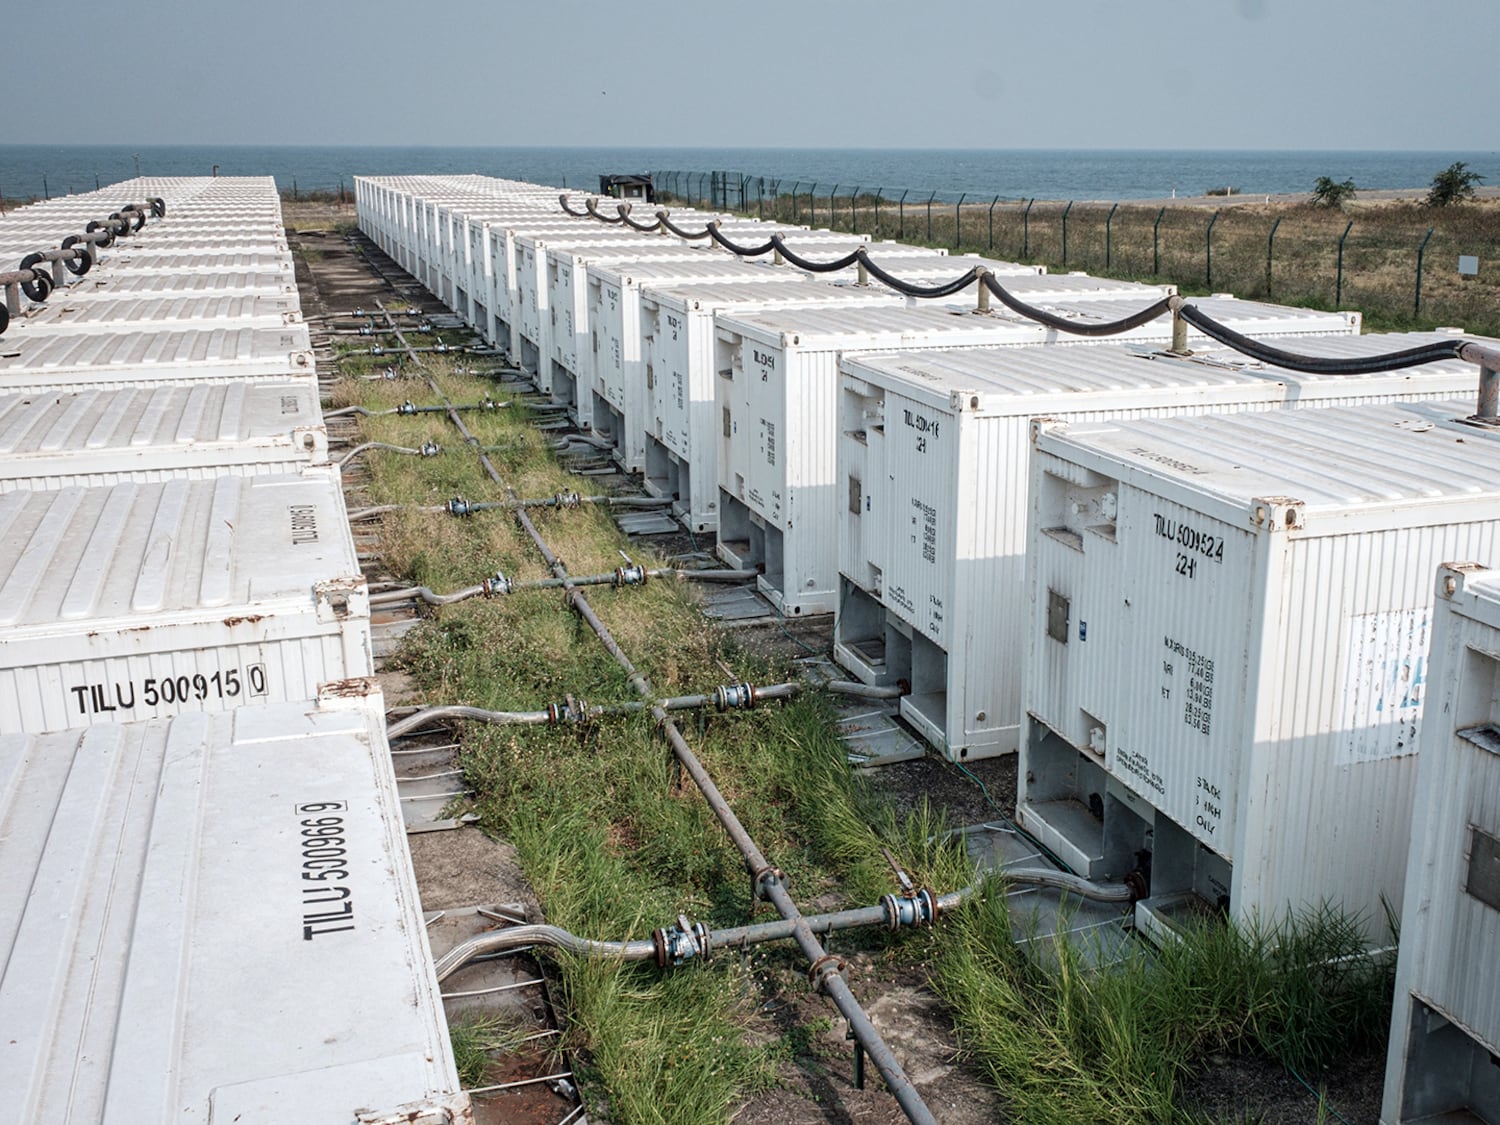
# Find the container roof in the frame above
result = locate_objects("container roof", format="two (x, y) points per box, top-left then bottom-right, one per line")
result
(843, 331), (1486, 407)
(0, 692), (460, 1122)
(0, 468), (358, 627)
(1042, 397), (1500, 509)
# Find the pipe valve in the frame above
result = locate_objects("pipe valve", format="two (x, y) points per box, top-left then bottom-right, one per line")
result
(446, 496), (474, 517)
(481, 570), (512, 597)
(713, 682), (756, 711)
(652, 915), (711, 968)
(546, 695), (591, 725)
(553, 491), (581, 509)
(612, 549), (647, 588)
(397, 399), (418, 415)
(879, 888), (939, 930)
(419, 440), (441, 457)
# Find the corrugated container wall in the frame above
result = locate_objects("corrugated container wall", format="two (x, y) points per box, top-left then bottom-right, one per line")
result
(1381, 563), (1500, 1124)
(0, 468), (371, 734)
(834, 332), (1489, 761)
(1019, 399), (1500, 945)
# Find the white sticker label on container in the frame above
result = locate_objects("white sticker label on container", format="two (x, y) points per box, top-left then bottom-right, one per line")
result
(1339, 608), (1429, 763)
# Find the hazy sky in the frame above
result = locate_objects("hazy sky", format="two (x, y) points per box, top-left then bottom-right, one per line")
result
(5, 0), (1495, 150)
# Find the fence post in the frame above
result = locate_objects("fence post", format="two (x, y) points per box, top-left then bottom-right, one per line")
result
(988, 195), (1000, 250)
(1414, 226), (1435, 316)
(758, 178), (765, 220)
(1335, 220), (1353, 307)
(1061, 201), (1074, 268)
(829, 185), (839, 230)
(1022, 198), (1035, 258)
(898, 189), (909, 239)
(926, 191), (937, 242)
(1105, 202), (1119, 270)
(1205, 210), (1220, 287)
(1265, 216), (1282, 297)
(791, 182), (801, 224)
(43, 174), (49, 200)
(954, 193), (967, 248)
(850, 186), (860, 234)
(873, 188), (882, 237)
(1153, 207), (1166, 275)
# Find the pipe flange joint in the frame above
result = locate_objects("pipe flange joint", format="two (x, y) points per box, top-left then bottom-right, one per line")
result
(446, 496), (473, 517)
(480, 396), (497, 411)
(434, 343), (451, 354)
(419, 440), (441, 457)
(880, 888), (939, 931)
(554, 491), (581, 509)
(396, 399), (418, 415)
(369, 345), (386, 356)
(481, 570), (512, 598)
(751, 864), (784, 902)
(358, 325), (374, 336)
(1123, 870), (1149, 902)
(416, 321), (434, 333)
(613, 563), (647, 587)
(807, 954), (846, 994)
(547, 694), (589, 726)
(652, 915), (710, 968)
(713, 682), (756, 711)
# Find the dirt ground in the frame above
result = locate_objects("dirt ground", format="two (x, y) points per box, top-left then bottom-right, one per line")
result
(290, 198), (1386, 1124)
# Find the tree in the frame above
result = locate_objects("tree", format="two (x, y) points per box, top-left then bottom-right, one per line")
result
(1427, 162), (1484, 207)
(1311, 177), (1357, 208)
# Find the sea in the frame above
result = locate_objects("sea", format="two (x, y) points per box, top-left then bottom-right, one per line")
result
(1, 145), (1496, 205)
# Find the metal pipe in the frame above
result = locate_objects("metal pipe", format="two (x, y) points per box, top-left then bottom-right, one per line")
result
(337, 440), (439, 467)
(370, 299), (940, 1125)
(369, 566), (757, 607)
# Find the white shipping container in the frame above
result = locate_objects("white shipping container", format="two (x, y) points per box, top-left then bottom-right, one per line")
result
(714, 298), (1361, 616)
(83, 268), (299, 296)
(5, 292), (302, 335)
(642, 282), (906, 534)
(0, 381), (327, 488)
(0, 686), (468, 1123)
(545, 241), (745, 426)
(0, 323), (315, 390)
(1381, 562), (1500, 1124)
(0, 466), (371, 734)
(835, 332), (1489, 761)
(1019, 398), (1500, 943)
(588, 258), (816, 474)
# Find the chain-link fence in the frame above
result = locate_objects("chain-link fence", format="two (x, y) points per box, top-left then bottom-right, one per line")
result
(652, 171), (1500, 336)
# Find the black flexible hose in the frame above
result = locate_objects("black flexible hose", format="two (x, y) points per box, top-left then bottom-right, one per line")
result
(1177, 304), (1468, 374)
(59, 237), (94, 276)
(558, 194), (589, 218)
(658, 211), (714, 241)
(864, 257), (984, 299)
(584, 197), (625, 224)
(766, 236), (864, 273)
(617, 204), (662, 233)
(704, 223), (778, 257)
(982, 273), (1175, 337)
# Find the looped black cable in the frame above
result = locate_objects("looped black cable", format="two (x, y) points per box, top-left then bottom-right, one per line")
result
(18, 252), (53, 302)
(617, 204), (662, 233)
(658, 211), (713, 241)
(705, 223), (778, 257)
(862, 256), (984, 299)
(1176, 304), (1468, 374)
(86, 220), (117, 248)
(982, 273), (1175, 337)
(558, 194), (589, 218)
(768, 236), (864, 273)
(584, 197), (625, 224)
(59, 236), (94, 276)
